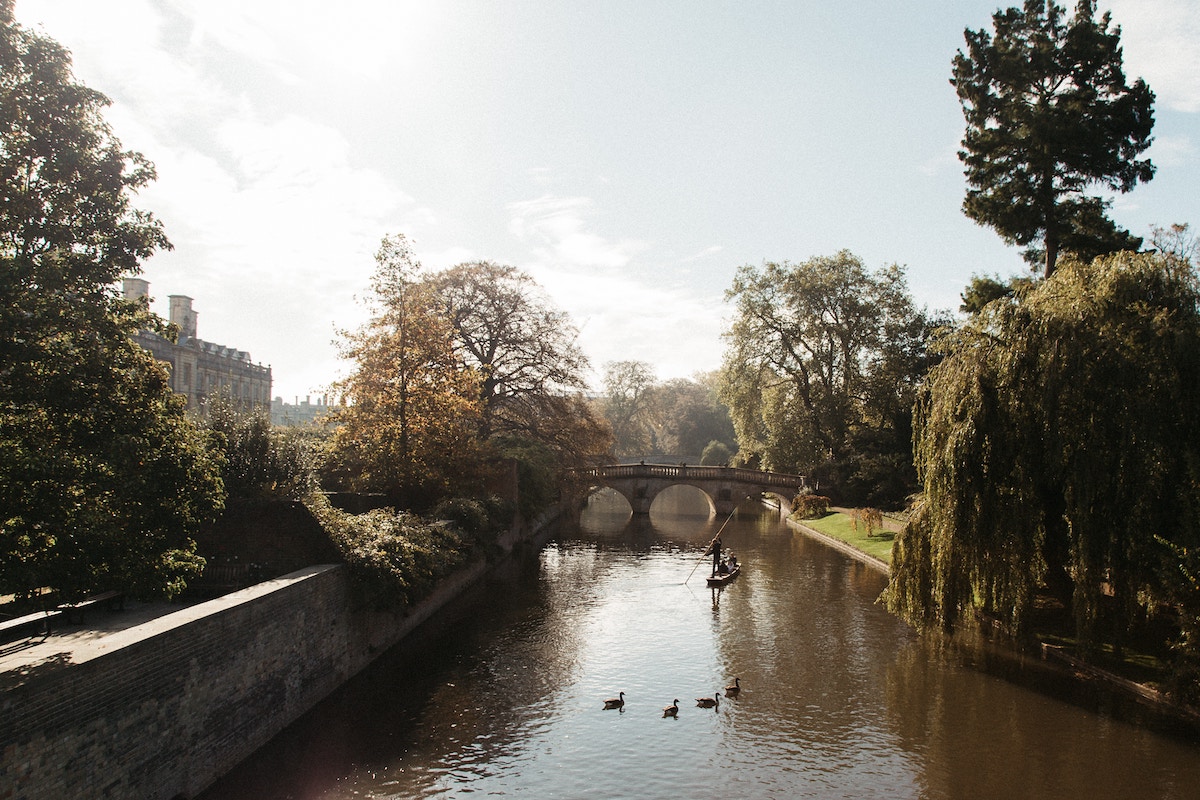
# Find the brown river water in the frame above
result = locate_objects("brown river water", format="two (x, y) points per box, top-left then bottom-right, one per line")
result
(199, 488), (1200, 799)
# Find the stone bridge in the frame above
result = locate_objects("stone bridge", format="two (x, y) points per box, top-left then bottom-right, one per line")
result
(570, 463), (807, 516)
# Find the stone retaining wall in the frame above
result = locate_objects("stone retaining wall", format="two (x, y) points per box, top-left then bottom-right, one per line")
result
(0, 503), (558, 800)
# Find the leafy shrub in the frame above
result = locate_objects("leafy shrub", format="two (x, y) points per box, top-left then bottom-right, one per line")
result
(850, 507), (884, 536)
(205, 394), (318, 500)
(432, 497), (490, 535)
(491, 435), (559, 518)
(700, 440), (733, 466)
(305, 492), (477, 608)
(793, 494), (830, 519)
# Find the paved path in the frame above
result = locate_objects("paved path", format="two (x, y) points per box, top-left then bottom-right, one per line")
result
(0, 600), (195, 682)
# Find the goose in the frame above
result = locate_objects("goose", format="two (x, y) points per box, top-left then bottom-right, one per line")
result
(663, 699), (679, 718)
(603, 691), (625, 710)
(695, 693), (720, 709)
(725, 678), (741, 698)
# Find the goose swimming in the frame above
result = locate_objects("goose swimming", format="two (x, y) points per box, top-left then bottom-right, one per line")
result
(603, 691), (625, 710)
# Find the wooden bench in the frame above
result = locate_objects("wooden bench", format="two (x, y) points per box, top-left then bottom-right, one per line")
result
(0, 609), (62, 645)
(57, 590), (125, 624)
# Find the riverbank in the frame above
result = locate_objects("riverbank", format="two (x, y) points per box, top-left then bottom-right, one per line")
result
(0, 504), (563, 800)
(787, 509), (1200, 739)
(790, 509), (895, 570)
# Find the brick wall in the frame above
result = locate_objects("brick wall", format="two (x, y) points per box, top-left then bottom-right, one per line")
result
(0, 560), (491, 800)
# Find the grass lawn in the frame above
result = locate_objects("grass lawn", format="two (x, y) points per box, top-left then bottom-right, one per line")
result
(797, 512), (895, 565)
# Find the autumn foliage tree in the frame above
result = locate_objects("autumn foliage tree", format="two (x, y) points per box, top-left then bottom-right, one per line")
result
(427, 261), (590, 438)
(329, 236), (484, 506)
(425, 261), (611, 493)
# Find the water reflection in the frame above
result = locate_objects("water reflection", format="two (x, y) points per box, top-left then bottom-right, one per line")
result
(200, 490), (1200, 800)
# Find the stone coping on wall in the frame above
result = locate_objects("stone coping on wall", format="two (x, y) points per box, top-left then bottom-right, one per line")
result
(0, 565), (340, 691)
(74, 565), (339, 663)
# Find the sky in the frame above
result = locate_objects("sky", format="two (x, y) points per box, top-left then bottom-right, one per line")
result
(14, 0), (1200, 403)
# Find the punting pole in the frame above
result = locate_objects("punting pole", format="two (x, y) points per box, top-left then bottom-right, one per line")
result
(684, 508), (738, 584)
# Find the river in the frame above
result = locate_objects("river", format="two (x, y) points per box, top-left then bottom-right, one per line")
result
(199, 488), (1200, 799)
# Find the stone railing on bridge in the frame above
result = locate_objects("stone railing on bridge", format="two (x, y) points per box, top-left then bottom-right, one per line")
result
(575, 463), (805, 488)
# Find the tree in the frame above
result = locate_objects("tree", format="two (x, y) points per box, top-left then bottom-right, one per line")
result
(602, 360), (658, 457)
(329, 235), (484, 506)
(424, 260), (611, 500)
(204, 393), (317, 500)
(953, 0), (1155, 277)
(700, 440), (733, 466)
(886, 252), (1200, 681)
(1151, 223), (1198, 268)
(0, 16), (224, 600)
(719, 252), (941, 504)
(426, 261), (592, 436)
(651, 374), (736, 461)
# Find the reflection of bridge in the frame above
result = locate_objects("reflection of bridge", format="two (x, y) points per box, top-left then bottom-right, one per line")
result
(571, 463), (807, 516)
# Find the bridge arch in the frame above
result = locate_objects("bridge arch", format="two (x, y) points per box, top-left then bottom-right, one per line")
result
(571, 464), (806, 517)
(583, 484), (718, 518)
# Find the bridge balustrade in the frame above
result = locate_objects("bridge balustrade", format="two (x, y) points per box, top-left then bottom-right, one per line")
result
(573, 463), (805, 489)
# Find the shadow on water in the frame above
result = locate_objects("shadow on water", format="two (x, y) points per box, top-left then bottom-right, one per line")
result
(198, 548), (551, 799)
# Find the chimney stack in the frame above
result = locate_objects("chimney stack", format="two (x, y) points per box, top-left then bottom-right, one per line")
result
(168, 295), (197, 340)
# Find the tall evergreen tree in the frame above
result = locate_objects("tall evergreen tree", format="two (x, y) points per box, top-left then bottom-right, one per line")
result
(953, 0), (1155, 277)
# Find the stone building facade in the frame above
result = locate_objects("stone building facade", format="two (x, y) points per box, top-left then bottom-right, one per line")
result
(270, 395), (332, 427)
(123, 278), (272, 415)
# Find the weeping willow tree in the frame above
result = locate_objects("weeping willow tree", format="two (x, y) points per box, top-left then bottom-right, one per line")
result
(886, 251), (1200, 673)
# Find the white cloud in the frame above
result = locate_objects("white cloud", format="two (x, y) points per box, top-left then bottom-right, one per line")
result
(503, 196), (725, 386)
(421, 246), (480, 271)
(15, 1), (441, 400)
(507, 195), (648, 270)
(171, 0), (445, 82)
(679, 245), (724, 264)
(1109, 0), (1200, 113)
(1147, 134), (1195, 168)
(533, 266), (727, 389)
(21, 2), (229, 134)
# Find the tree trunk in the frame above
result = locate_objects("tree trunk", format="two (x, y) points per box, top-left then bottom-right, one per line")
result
(1044, 235), (1059, 279)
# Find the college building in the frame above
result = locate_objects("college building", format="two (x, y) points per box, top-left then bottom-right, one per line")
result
(270, 395), (332, 427)
(123, 278), (272, 415)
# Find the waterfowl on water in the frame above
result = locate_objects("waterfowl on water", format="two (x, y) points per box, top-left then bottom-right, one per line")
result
(603, 691), (625, 710)
(725, 678), (741, 697)
(695, 693), (720, 708)
(663, 699), (679, 717)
